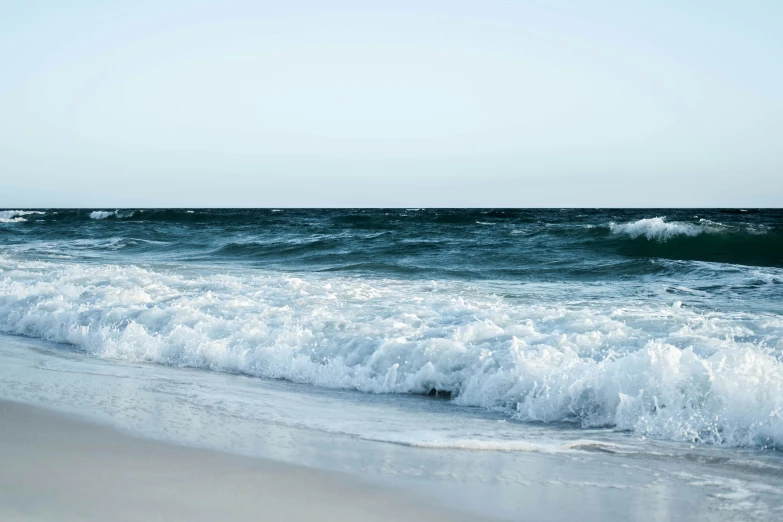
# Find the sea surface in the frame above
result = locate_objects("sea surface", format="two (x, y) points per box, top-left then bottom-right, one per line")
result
(1, 208), (783, 520)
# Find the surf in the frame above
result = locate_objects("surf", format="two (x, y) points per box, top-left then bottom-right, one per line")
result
(1, 254), (781, 450)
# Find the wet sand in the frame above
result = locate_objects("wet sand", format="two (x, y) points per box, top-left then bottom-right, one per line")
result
(0, 400), (490, 522)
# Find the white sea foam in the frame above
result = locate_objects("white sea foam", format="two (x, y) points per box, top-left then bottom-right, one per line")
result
(89, 210), (136, 220)
(608, 217), (735, 241)
(0, 256), (781, 449)
(0, 210), (45, 223)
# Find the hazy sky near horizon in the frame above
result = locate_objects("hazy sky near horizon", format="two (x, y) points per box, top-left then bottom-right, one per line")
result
(1, 0), (781, 207)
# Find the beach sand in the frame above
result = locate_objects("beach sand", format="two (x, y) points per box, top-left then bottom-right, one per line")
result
(0, 400), (489, 522)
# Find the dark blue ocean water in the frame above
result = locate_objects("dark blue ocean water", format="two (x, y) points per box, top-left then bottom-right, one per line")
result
(2, 208), (782, 276)
(3, 208), (782, 314)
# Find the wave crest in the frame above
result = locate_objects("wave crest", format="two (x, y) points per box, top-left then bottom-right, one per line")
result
(89, 210), (136, 220)
(610, 217), (711, 241)
(605, 217), (782, 267)
(0, 210), (45, 223)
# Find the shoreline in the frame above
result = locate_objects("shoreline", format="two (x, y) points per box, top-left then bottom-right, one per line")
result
(3, 333), (783, 521)
(0, 399), (489, 521)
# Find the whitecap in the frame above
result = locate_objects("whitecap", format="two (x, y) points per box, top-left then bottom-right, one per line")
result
(89, 210), (136, 220)
(610, 217), (704, 241)
(0, 210), (45, 223)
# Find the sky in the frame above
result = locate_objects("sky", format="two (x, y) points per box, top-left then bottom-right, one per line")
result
(1, 0), (781, 207)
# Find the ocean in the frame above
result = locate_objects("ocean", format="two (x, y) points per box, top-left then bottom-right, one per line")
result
(1, 208), (782, 520)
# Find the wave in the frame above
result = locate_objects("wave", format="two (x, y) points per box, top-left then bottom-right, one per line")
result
(609, 216), (773, 242)
(0, 256), (781, 449)
(89, 210), (136, 220)
(610, 217), (705, 241)
(603, 217), (783, 267)
(81, 209), (291, 224)
(0, 210), (45, 223)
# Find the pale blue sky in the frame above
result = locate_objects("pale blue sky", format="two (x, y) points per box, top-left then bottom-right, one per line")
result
(1, 0), (781, 207)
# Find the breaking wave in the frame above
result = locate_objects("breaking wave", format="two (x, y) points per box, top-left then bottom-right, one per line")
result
(0, 210), (45, 223)
(89, 210), (137, 220)
(0, 256), (781, 450)
(605, 217), (783, 267)
(610, 217), (706, 241)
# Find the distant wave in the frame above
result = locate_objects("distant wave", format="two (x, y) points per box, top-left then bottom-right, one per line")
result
(604, 217), (782, 267)
(0, 210), (45, 223)
(89, 210), (136, 220)
(609, 216), (774, 241)
(610, 217), (705, 241)
(1, 255), (781, 450)
(81, 209), (275, 223)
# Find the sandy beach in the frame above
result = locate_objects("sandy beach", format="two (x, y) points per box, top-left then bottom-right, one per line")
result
(0, 400), (488, 522)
